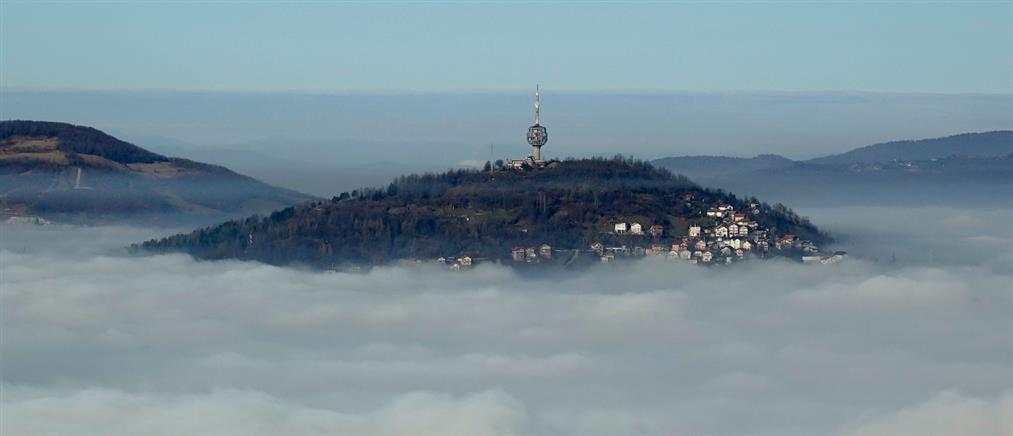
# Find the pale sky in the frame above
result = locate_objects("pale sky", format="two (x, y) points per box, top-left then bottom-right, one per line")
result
(2, 1), (1011, 94)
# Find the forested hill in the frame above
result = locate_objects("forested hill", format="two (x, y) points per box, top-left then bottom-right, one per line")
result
(140, 157), (827, 268)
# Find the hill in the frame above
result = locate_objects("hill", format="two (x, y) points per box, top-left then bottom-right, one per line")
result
(653, 131), (1013, 207)
(806, 131), (1013, 165)
(139, 157), (828, 268)
(0, 120), (315, 224)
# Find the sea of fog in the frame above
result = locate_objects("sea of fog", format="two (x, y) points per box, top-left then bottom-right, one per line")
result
(2, 206), (1011, 436)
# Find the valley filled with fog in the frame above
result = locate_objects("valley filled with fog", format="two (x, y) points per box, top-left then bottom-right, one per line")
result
(3, 205), (1011, 436)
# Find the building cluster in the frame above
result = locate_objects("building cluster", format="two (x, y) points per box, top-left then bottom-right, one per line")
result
(511, 244), (554, 262)
(595, 203), (841, 265)
(436, 202), (843, 270)
(434, 255), (474, 271)
(433, 203), (842, 269)
(594, 203), (831, 264)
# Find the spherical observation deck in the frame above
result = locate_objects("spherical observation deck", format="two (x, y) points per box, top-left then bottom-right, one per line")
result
(527, 124), (548, 148)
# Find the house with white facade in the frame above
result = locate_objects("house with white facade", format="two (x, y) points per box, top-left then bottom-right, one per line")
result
(630, 223), (644, 235)
(539, 244), (552, 257)
(615, 222), (629, 234)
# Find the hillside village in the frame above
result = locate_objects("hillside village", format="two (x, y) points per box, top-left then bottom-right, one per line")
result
(433, 202), (845, 271)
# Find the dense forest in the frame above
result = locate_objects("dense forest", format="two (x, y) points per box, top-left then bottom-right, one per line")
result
(140, 157), (827, 267)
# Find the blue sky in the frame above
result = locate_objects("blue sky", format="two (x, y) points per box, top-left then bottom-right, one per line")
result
(2, 1), (1010, 94)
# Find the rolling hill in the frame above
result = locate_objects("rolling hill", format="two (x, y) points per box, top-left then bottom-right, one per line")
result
(807, 131), (1013, 165)
(653, 131), (1013, 206)
(0, 120), (315, 224)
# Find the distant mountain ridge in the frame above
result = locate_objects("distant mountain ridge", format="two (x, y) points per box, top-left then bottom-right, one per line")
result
(807, 131), (1013, 165)
(0, 120), (315, 224)
(652, 131), (1013, 207)
(652, 154), (794, 179)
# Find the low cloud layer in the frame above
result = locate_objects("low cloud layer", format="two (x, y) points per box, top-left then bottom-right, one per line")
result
(2, 206), (1012, 435)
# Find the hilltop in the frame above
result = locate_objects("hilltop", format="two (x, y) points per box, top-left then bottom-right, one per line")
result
(140, 157), (828, 269)
(0, 120), (315, 224)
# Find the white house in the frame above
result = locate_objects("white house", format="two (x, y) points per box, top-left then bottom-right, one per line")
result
(630, 223), (644, 235)
(615, 222), (629, 234)
(539, 244), (552, 257)
(741, 240), (753, 251)
(688, 225), (701, 237)
(702, 252), (714, 262)
(738, 226), (749, 236)
(715, 226), (729, 238)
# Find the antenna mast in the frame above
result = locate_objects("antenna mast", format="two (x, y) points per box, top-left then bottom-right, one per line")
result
(534, 84), (541, 125)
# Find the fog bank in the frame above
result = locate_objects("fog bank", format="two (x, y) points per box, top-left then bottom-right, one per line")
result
(3, 205), (1012, 435)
